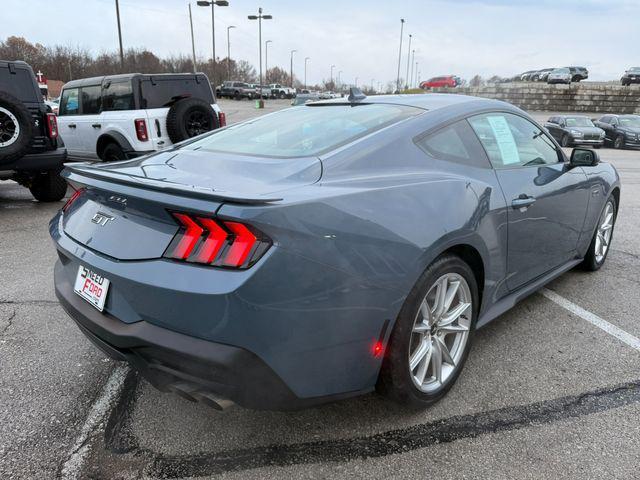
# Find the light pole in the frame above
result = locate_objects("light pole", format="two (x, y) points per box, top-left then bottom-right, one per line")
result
(115, 0), (124, 70)
(304, 57), (310, 90)
(338, 70), (342, 91)
(409, 49), (415, 89)
(414, 61), (419, 87)
(188, 3), (197, 73)
(226, 25), (235, 80)
(265, 40), (272, 83)
(289, 50), (297, 88)
(197, 0), (229, 82)
(355, 76), (358, 87)
(371, 78), (374, 92)
(330, 64), (335, 87)
(405, 34), (412, 90)
(396, 18), (405, 92)
(248, 7), (273, 86)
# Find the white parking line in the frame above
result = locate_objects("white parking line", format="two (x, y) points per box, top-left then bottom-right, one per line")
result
(541, 288), (640, 352)
(60, 363), (129, 480)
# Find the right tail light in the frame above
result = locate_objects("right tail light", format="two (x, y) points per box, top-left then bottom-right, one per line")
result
(164, 212), (271, 269)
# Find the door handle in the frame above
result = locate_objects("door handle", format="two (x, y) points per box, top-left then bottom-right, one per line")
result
(92, 124), (101, 129)
(68, 123), (76, 128)
(511, 194), (536, 209)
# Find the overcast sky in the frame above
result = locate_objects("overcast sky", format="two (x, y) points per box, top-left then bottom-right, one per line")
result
(2, 0), (639, 85)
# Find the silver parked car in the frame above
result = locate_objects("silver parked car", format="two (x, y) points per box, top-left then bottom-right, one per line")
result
(547, 68), (572, 85)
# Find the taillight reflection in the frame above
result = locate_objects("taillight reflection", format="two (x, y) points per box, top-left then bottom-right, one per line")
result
(164, 212), (270, 269)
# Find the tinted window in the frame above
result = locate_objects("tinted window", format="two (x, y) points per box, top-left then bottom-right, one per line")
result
(102, 81), (134, 111)
(0, 67), (40, 102)
(469, 113), (560, 168)
(81, 85), (101, 114)
(59, 88), (79, 115)
(619, 116), (640, 128)
(416, 120), (491, 168)
(183, 104), (422, 158)
(140, 78), (213, 109)
(565, 116), (593, 127)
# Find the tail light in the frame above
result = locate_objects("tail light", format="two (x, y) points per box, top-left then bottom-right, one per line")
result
(218, 111), (226, 127)
(46, 113), (58, 139)
(62, 187), (85, 212)
(134, 118), (149, 141)
(164, 212), (271, 269)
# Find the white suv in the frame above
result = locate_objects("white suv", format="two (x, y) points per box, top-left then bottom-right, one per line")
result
(57, 73), (225, 161)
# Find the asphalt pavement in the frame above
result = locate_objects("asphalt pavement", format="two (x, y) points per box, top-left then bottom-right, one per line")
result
(1, 99), (639, 479)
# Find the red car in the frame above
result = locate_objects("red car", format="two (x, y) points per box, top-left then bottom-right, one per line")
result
(420, 75), (458, 89)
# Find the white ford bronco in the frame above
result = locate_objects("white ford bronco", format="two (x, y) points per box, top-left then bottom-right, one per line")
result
(57, 72), (225, 161)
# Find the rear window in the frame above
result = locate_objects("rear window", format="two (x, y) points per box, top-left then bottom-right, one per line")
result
(102, 81), (134, 111)
(140, 77), (214, 109)
(0, 66), (40, 102)
(184, 103), (422, 158)
(81, 85), (102, 114)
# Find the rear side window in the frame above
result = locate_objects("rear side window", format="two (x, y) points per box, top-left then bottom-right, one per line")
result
(184, 103), (422, 158)
(140, 78), (214, 108)
(80, 85), (101, 114)
(469, 112), (560, 168)
(102, 81), (134, 111)
(59, 88), (79, 115)
(416, 120), (491, 168)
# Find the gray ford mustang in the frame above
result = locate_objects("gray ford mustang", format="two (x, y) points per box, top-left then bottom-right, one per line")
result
(51, 92), (620, 410)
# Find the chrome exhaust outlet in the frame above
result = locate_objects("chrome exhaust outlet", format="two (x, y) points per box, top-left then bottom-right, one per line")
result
(193, 391), (236, 411)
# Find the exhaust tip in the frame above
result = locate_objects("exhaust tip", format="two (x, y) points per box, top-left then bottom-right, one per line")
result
(193, 391), (236, 411)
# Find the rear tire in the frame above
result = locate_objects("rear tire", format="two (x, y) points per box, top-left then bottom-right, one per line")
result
(0, 91), (33, 164)
(29, 172), (67, 202)
(101, 142), (126, 162)
(377, 254), (479, 407)
(279, 91), (286, 99)
(582, 196), (617, 271)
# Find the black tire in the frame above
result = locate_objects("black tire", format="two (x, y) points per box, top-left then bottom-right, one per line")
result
(561, 134), (571, 147)
(581, 195), (617, 271)
(0, 91), (33, 164)
(614, 135), (624, 149)
(279, 91), (286, 99)
(166, 98), (218, 144)
(101, 142), (126, 162)
(377, 254), (479, 407)
(29, 172), (68, 202)
(234, 91), (241, 100)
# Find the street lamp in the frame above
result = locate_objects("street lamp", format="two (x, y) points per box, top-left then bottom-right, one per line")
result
(248, 7), (273, 86)
(355, 76), (358, 87)
(396, 19), (405, 92)
(330, 64), (335, 86)
(338, 70), (342, 90)
(265, 40), (272, 83)
(409, 49), (415, 89)
(290, 50), (297, 88)
(405, 34), (412, 90)
(115, 0), (124, 70)
(197, 0), (229, 82)
(304, 57), (310, 90)
(226, 25), (236, 80)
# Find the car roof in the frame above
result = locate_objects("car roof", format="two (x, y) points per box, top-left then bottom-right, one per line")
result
(63, 72), (209, 89)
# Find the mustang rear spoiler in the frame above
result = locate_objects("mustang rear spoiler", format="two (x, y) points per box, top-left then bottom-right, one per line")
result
(61, 163), (283, 205)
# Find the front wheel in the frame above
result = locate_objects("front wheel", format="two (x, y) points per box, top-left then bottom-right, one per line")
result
(561, 134), (571, 147)
(378, 255), (478, 407)
(614, 135), (624, 149)
(29, 172), (68, 202)
(582, 196), (617, 271)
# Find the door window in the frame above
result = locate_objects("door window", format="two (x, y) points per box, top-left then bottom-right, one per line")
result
(469, 113), (560, 168)
(102, 81), (134, 111)
(80, 85), (102, 114)
(59, 88), (79, 115)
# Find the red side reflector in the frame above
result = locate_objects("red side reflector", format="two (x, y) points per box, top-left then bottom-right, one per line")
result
(218, 112), (226, 127)
(222, 222), (257, 267)
(134, 118), (149, 141)
(193, 217), (228, 263)
(62, 187), (83, 212)
(372, 341), (384, 357)
(46, 113), (58, 139)
(171, 213), (203, 259)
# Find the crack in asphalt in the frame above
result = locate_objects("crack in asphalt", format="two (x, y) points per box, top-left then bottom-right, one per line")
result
(0, 299), (59, 306)
(0, 308), (17, 336)
(138, 380), (640, 478)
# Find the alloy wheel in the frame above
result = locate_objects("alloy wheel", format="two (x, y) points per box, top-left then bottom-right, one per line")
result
(185, 111), (212, 137)
(408, 273), (472, 393)
(0, 107), (20, 147)
(595, 201), (614, 263)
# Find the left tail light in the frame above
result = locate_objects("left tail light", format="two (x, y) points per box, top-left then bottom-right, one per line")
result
(62, 187), (85, 212)
(163, 212), (271, 269)
(135, 118), (149, 141)
(218, 111), (226, 127)
(46, 113), (58, 139)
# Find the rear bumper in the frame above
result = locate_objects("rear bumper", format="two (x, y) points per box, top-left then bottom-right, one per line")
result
(54, 260), (364, 410)
(8, 147), (67, 172)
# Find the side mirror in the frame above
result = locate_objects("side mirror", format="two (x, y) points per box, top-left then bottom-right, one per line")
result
(570, 148), (600, 167)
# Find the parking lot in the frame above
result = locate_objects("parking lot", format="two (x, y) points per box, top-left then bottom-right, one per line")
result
(1, 98), (639, 479)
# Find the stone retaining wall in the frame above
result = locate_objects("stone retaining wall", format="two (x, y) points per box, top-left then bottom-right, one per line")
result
(429, 83), (640, 113)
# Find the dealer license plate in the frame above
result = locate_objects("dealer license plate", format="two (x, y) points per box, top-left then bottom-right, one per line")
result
(73, 265), (110, 312)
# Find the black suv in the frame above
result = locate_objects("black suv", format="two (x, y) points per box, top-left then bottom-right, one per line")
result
(0, 60), (67, 201)
(594, 114), (640, 149)
(621, 67), (640, 86)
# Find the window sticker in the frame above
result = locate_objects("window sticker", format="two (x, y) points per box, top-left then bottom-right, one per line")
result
(487, 116), (520, 165)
